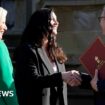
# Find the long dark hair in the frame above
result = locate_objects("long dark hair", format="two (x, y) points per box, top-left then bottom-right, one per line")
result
(21, 8), (52, 45)
(21, 8), (67, 63)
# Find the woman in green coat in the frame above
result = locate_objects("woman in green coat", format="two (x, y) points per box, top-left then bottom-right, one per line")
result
(0, 7), (18, 105)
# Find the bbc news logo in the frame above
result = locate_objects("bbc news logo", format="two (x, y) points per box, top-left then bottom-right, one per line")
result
(0, 90), (14, 97)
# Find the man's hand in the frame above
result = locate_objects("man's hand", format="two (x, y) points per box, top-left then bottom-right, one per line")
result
(90, 69), (98, 91)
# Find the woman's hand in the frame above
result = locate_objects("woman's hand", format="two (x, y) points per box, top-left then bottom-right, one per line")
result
(68, 70), (82, 87)
(90, 69), (98, 91)
(62, 70), (82, 87)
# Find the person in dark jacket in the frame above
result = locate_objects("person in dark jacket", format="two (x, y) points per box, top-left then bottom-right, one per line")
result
(73, 6), (105, 105)
(69, 6), (105, 105)
(14, 8), (81, 105)
(90, 6), (105, 105)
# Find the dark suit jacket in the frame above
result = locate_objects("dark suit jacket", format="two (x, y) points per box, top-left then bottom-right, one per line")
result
(80, 73), (105, 105)
(14, 43), (67, 105)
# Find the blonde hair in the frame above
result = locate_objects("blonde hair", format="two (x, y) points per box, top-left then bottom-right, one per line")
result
(0, 7), (7, 22)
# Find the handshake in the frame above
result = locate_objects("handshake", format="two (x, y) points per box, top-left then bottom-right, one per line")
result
(62, 69), (99, 91)
(62, 70), (82, 87)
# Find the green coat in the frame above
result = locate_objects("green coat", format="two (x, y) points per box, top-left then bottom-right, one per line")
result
(0, 40), (18, 105)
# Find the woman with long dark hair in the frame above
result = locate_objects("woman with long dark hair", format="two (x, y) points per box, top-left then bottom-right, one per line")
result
(14, 8), (81, 105)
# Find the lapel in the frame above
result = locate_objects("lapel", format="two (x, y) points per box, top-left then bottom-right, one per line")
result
(37, 47), (55, 74)
(29, 44), (65, 74)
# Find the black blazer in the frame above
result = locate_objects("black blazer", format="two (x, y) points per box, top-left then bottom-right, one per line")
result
(14, 43), (67, 105)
